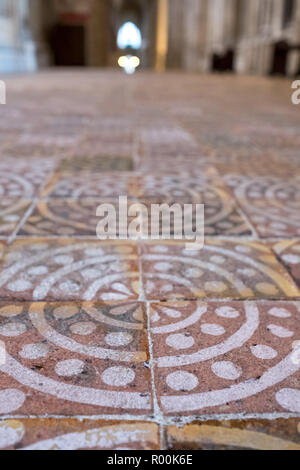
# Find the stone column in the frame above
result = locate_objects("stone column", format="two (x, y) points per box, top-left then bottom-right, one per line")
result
(166, 0), (184, 68)
(86, 0), (111, 67)
(155, 0), (168, 71)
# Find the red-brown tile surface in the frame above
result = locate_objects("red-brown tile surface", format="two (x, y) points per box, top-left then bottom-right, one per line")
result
(0, 239), (140, 301)
(141, 240), (300, 300)
(273, 240), (300, 288)
(225, 175), (300, 238)
(0, 419), (159, 450)
(0, 302), (152, 415)
(0, 200), (31, 237)
(0, 159), (56, 198)
(150, 301), (300, 415)
(42, 174), (142, 199)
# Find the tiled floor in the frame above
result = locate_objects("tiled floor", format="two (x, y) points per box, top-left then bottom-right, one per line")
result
(0, 71), (299, 450)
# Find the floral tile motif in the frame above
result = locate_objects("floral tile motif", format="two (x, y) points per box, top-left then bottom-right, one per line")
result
(0, 200), (31, 237)
(225, 175), (300, 238)
(141, 241), (300, 300)
(42, 174), (142, 199)
(150, 301), (300, 415)
(0, 239), (140, 302)
(0, 419), (159, 450)
(273, 240), (300, 288)
(0, 301), (151, 415)
(167, 419), (300, 450)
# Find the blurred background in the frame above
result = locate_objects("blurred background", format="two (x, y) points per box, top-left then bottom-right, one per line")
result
(0, 0), (300, 76)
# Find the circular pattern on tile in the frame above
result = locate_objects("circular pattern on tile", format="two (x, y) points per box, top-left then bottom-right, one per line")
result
(105, 332), (133, 347)
(53, 305), (79, 319)
(7, 280), (32, 292)
(28, 266), (49, 276)
(276, 389), (300, 413)
(101, 367), (135, 387)
(55, 359), (85, 377)
(268, 307), (291, 318)
(0, 322), (26, 337)
(19, 343), (50, 359)
(251, 345), (277, 360)
(215, 306), (239, 319)
(0, 389), (26, 414)
(166, 371), (198, 391)
(282, 254), (300, 265)
(268, 324), (294, 338)
(0, 305), (23, 318)
(166, 333), (194, 350)
(70, 322), (96, 336)
(201, 323), (225, 336)
(211, 361), (242, 380)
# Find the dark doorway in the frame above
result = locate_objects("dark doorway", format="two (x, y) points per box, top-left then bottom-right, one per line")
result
(212, 49), (235, 72)
(50, 24), (86, 66)
(270, 41), (289, 75)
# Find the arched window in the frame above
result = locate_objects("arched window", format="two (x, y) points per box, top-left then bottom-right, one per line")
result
(117, 21), (142, 50)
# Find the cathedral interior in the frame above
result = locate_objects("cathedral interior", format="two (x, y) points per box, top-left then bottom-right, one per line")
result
(0, 0), (300, 452)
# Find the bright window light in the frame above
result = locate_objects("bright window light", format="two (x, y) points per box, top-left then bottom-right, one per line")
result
(118, 55), (140, 74)
(117, 22), (142, 50)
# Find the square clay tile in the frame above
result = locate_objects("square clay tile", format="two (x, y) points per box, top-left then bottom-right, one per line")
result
(57, 156), (134, 173)
(41, 174), (142, 199)
(141, 240), (300, 300)
(273, 240), (300, 288)
(0, 301), (152, 415)
(136, 194), (251, 237)
(0, 199), (32, 237)
(224, 175), (300, 238)
(0, 239), (140, 302)
(150, 300), (300, 416)
(0, 159), (56, 198)
(166, 419), (300, 450)
(0, 419), (160, 450)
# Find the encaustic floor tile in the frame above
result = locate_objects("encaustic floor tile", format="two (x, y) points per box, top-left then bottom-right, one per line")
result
(0, 301), (152, 415)
(0, 239), (140, 302)
(41, 173), (142, 199)
(273, 240), (300, 288)
(150, 301), (300, 416)
(0, 159), (55, 198)
(224, 174), (300, 238)
(166, 419), (300, 450)
(0, 419), (159, 450)
(141, 240), (300, 301)
(0, 199), (31, 237)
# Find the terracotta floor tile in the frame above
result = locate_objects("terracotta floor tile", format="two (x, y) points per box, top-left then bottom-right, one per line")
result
(225, 175), (300, 238)
(0, 159), (55, 198)
(19, 200), (105, 237)
(42, 174), (142, 199)
(273, 240), (300, 288)
(0, 239), (140, 302)
(0, 419), (159, 450)
(0, 301), (152, 415)
(150, 300), (300, 415)
(141, 240), (300, 300)
(57, 156), (134, 173)
(0, 200), (31, 237)
(167, 419), (300, 450)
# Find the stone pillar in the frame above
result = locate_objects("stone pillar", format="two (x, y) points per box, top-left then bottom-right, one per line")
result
(86, 0), (111, 67)
(166, 0), (184, 68)
(155, 0), (168, 71)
